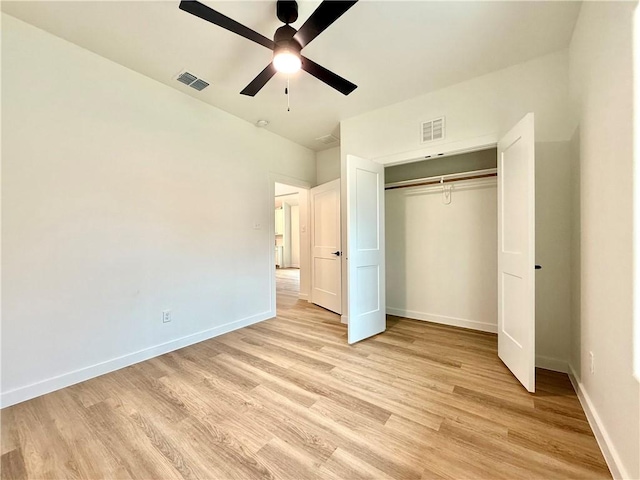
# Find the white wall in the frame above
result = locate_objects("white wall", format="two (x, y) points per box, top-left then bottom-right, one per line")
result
(341, 50), (573, 166)
(635, 2), (640, 387)
(535, 142), (572, 371)
(570, 129), (582, 375)
(274, 193), (301, 269)
(282, 203), (292, 267)
(1, 14), (316, 407)
(291, 205), (300, 268)
(316, 146), (341, 184)
(386, 178), (498, 332)
(569, 2), (639, 478)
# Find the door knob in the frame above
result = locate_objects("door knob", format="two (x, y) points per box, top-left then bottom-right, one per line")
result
(332, 251), (341, 256)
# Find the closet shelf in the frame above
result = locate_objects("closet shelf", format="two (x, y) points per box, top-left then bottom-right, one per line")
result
(385, 168), (497, 191)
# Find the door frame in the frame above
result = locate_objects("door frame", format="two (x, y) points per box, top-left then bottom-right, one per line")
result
(269, 174), (311, 315)
(340, 136), (500, 326)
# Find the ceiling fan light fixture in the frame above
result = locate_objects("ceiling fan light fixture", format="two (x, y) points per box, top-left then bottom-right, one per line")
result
(273, 49), (301, 74)
(179, 0), (358, 96)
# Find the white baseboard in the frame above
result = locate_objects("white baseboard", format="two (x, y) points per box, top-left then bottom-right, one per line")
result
(0, 310), (274, 409)
(386, 307), (497, 333)
(341, 315), (348, 325)
(568, 365), (628, 480)
(535, 355), (568, 373)
(298, 292), (309, 301)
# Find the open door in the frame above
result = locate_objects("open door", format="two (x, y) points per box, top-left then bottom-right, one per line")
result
(346, 155), (386, 344)
(310, 179), (342, 314)
(498, 113), (536, 392)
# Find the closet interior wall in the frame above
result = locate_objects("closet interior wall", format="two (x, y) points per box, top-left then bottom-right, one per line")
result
(385, 148), (499, 332)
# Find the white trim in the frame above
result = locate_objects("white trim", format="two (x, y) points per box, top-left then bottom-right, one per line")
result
(535, 355), (568, 373)
(269, 178), (277, 314)
(568, 365), (627, 480)
(633, 3), (640, 385)
(0, 310), (273, 409)
(386, 307), (497, 333)
(374, 133), (499, 166)
(269, 173), (312, 191)
(341, 314), (348, 325)
(298, 292), (309, 301)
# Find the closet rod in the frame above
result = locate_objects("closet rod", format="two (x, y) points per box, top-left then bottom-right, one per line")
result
(385, 168), (497, 191)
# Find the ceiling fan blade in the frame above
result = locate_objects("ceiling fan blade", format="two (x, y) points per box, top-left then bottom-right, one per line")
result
(301, 57), (357, 95)
(293, 0), (358, 49)
(240, 63), (277, 96)
(179, 1), (275, 50)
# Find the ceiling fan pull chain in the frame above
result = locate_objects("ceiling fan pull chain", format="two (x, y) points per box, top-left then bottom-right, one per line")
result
(286, 77), (291, 112)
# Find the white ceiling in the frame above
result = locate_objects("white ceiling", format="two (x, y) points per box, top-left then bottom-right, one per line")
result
(2, 1), (581, 151)
(275, 193), (299, 208)
(275, 182), (302, 196)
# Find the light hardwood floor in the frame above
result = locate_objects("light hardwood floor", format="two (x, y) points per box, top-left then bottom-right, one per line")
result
(1, 268), (610, 479)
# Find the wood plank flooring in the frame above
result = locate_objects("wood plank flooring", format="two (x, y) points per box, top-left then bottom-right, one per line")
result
(1, 268), (610, 479)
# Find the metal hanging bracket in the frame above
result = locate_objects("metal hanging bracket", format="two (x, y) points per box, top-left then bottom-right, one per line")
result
(441, 177), (452, 204)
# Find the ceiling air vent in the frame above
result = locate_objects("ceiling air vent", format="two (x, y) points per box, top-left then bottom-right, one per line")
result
(190, 79), (210, 91)
(316, 134), (339, 145)
(176, 71), (210, 92)
(421, 116), (445, 143)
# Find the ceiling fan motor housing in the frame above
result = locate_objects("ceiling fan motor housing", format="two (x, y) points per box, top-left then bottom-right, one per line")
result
(274, 24), (302, 55)
(276, 0), (298, 24)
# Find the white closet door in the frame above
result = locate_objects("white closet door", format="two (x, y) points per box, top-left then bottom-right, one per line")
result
(346, 154), (386, 344)
(498, 113), (536, 392)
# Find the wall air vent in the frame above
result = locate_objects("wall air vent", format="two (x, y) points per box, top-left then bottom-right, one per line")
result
(316, 134), (339, 145)
(421, 116), (445, 143)
(176, 71), (210, 91)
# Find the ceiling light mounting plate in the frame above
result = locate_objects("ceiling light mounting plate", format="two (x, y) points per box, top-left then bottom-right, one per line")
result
(276, 0), (298, 24)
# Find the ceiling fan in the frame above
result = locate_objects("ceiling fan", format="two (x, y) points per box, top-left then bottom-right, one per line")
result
(178, 0), (358, 97)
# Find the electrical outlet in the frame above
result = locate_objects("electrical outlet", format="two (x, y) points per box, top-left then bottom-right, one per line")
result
(162, 310), (172, 323)
(589, 351), (595, 374)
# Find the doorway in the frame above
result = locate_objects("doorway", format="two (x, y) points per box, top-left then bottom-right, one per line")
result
(274, 181), (307, 313)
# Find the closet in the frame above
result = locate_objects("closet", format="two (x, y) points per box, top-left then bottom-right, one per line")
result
(385, 148), (499, 333)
